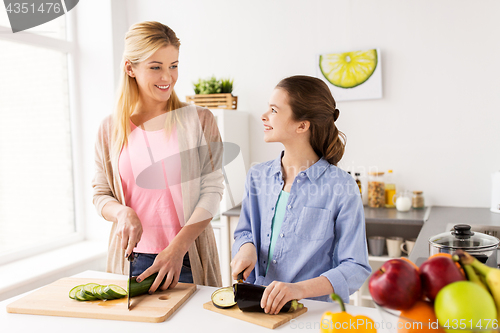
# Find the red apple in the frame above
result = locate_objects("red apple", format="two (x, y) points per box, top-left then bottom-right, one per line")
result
(419, 256), (466, 301)
(368, 259), (422, 310)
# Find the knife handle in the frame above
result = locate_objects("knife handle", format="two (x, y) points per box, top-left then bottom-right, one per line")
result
(237, 271), (244, 282)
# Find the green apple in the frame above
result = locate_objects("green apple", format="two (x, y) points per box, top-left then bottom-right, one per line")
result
(434, 281), (497, 333)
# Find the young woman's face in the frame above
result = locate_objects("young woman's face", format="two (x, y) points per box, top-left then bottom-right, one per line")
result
(261, 88), (301, 144)
(127, 45), (179, 107)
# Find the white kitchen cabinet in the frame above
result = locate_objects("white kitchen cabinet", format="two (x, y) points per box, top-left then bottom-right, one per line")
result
(209, 109), (249, 287)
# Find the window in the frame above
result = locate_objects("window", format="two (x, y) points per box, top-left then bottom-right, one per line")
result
(0, 9), (80, 264)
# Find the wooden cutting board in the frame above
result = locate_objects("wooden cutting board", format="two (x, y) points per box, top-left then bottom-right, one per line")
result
(6, 277), (196, 323)
(203, 301), (307, 329)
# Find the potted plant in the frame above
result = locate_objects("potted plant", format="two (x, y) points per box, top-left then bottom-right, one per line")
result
(186, 76), (237, 110)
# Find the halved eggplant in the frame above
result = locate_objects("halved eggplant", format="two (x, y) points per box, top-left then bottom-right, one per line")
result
(233, 282), (303, 313)
(211, 287), (237, 309)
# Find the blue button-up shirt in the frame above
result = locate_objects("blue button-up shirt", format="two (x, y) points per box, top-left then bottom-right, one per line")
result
(232, 152), (371, 303)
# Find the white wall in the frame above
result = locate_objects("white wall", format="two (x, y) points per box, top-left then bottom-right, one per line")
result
(114, 0), (500, 208)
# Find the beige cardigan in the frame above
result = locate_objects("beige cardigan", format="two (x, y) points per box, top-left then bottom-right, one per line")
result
(92, 105), (223, 287)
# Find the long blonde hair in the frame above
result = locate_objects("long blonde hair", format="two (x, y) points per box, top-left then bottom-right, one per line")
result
(112, 21), (185, 158)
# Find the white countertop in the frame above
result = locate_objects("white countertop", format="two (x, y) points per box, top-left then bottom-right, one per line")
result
(0, 270), (385, 332)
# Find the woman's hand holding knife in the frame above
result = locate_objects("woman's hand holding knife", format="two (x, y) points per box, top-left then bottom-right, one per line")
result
(115, 206), (143, 259)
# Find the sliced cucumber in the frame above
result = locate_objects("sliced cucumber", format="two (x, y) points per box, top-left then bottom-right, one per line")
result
(74, 291), (87, 301)
(70, 283), (127, 301)
(82, 283), (100, 297)
(69, 285), (84, 300)
(103, 285), (127, 299)
(211, 287), (236, 309)
(92, 285), (105, 300)
(94, 285), (112, 300)
(76, 288), (97, 301)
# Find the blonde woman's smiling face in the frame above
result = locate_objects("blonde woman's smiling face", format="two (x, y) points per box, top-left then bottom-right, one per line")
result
(126, 45), (179, 108)
(261, 88), (301, 144)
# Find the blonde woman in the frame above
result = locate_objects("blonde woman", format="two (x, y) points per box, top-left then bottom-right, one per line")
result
(92, 21), (224, 291)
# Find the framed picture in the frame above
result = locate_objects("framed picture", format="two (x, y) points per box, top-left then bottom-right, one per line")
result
(317, 48), (382, 102)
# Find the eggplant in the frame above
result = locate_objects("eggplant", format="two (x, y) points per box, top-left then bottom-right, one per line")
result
(211, 287), (237, 309)
(233, 282), (303, 313)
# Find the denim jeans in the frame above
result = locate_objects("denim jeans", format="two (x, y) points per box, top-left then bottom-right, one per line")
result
(131, 252), (193, 284)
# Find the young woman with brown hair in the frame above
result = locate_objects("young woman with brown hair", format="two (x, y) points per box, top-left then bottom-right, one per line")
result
(231, 75), (370, 313)
(92, 21), (224, 292)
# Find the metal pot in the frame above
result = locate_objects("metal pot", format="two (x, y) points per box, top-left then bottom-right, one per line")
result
(429, 224), (499, 267)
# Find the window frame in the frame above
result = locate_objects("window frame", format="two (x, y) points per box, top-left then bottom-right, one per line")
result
(0, 14), (85, 266)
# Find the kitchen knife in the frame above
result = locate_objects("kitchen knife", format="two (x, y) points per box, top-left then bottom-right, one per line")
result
(236, 271), (244, 283)
(127, 252), (135, 310)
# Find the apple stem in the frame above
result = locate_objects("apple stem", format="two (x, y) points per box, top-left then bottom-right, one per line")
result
(329, 293), (346, 312)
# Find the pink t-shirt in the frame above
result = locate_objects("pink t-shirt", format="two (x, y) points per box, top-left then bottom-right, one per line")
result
(119, 121), (183, 253)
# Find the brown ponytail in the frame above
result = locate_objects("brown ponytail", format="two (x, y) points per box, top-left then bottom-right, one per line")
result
(276, 75), (346, 165)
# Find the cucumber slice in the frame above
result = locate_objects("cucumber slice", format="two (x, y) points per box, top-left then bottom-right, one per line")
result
(103, 285), (127, 299)
(69, 285), (84, 300)
(82, 283), (100, 297)
(211, 287), (236, 309)
(76, 288), (97, 301)
(92, 285), (106, 300)
(94, 285), (112, 300)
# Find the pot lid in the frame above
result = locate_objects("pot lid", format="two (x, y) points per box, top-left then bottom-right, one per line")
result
(429, 224), (500, 250)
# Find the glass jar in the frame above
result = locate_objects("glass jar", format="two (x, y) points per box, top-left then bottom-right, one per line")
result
(355, 172), (362, 197)
(384, 169), (396, 208)
(412, 191), (425, 209)
(368, 172), (385, 208)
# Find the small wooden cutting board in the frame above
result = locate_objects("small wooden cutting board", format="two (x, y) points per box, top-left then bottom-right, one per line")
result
(203, 301), (307, 329)
(6, 277), (196, 323)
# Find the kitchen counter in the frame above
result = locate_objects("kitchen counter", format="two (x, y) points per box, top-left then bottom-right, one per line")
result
(1, 270), (384, 333)
(224, 205), (430, 225)
(409, 206), (500, 265)
(363, 206), (430, 225)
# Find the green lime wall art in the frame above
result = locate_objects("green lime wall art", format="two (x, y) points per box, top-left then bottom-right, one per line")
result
(317, 48), (382, 102)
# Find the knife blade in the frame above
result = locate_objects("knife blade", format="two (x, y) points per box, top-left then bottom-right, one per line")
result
(127, 252), (134, 310)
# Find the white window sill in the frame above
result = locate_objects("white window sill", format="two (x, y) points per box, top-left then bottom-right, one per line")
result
(0, 241), (108, 301)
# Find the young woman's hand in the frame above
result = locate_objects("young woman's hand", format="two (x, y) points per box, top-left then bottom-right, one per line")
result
(115, 206), (143, 259)
(230, 242), (257, 281)
(261, 281), (304, 314)
(136, 246), (184, 293)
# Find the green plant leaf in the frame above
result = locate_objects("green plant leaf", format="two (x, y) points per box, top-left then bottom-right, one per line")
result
(193, 76), (234, 94)
(220, 78), (233, 94)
